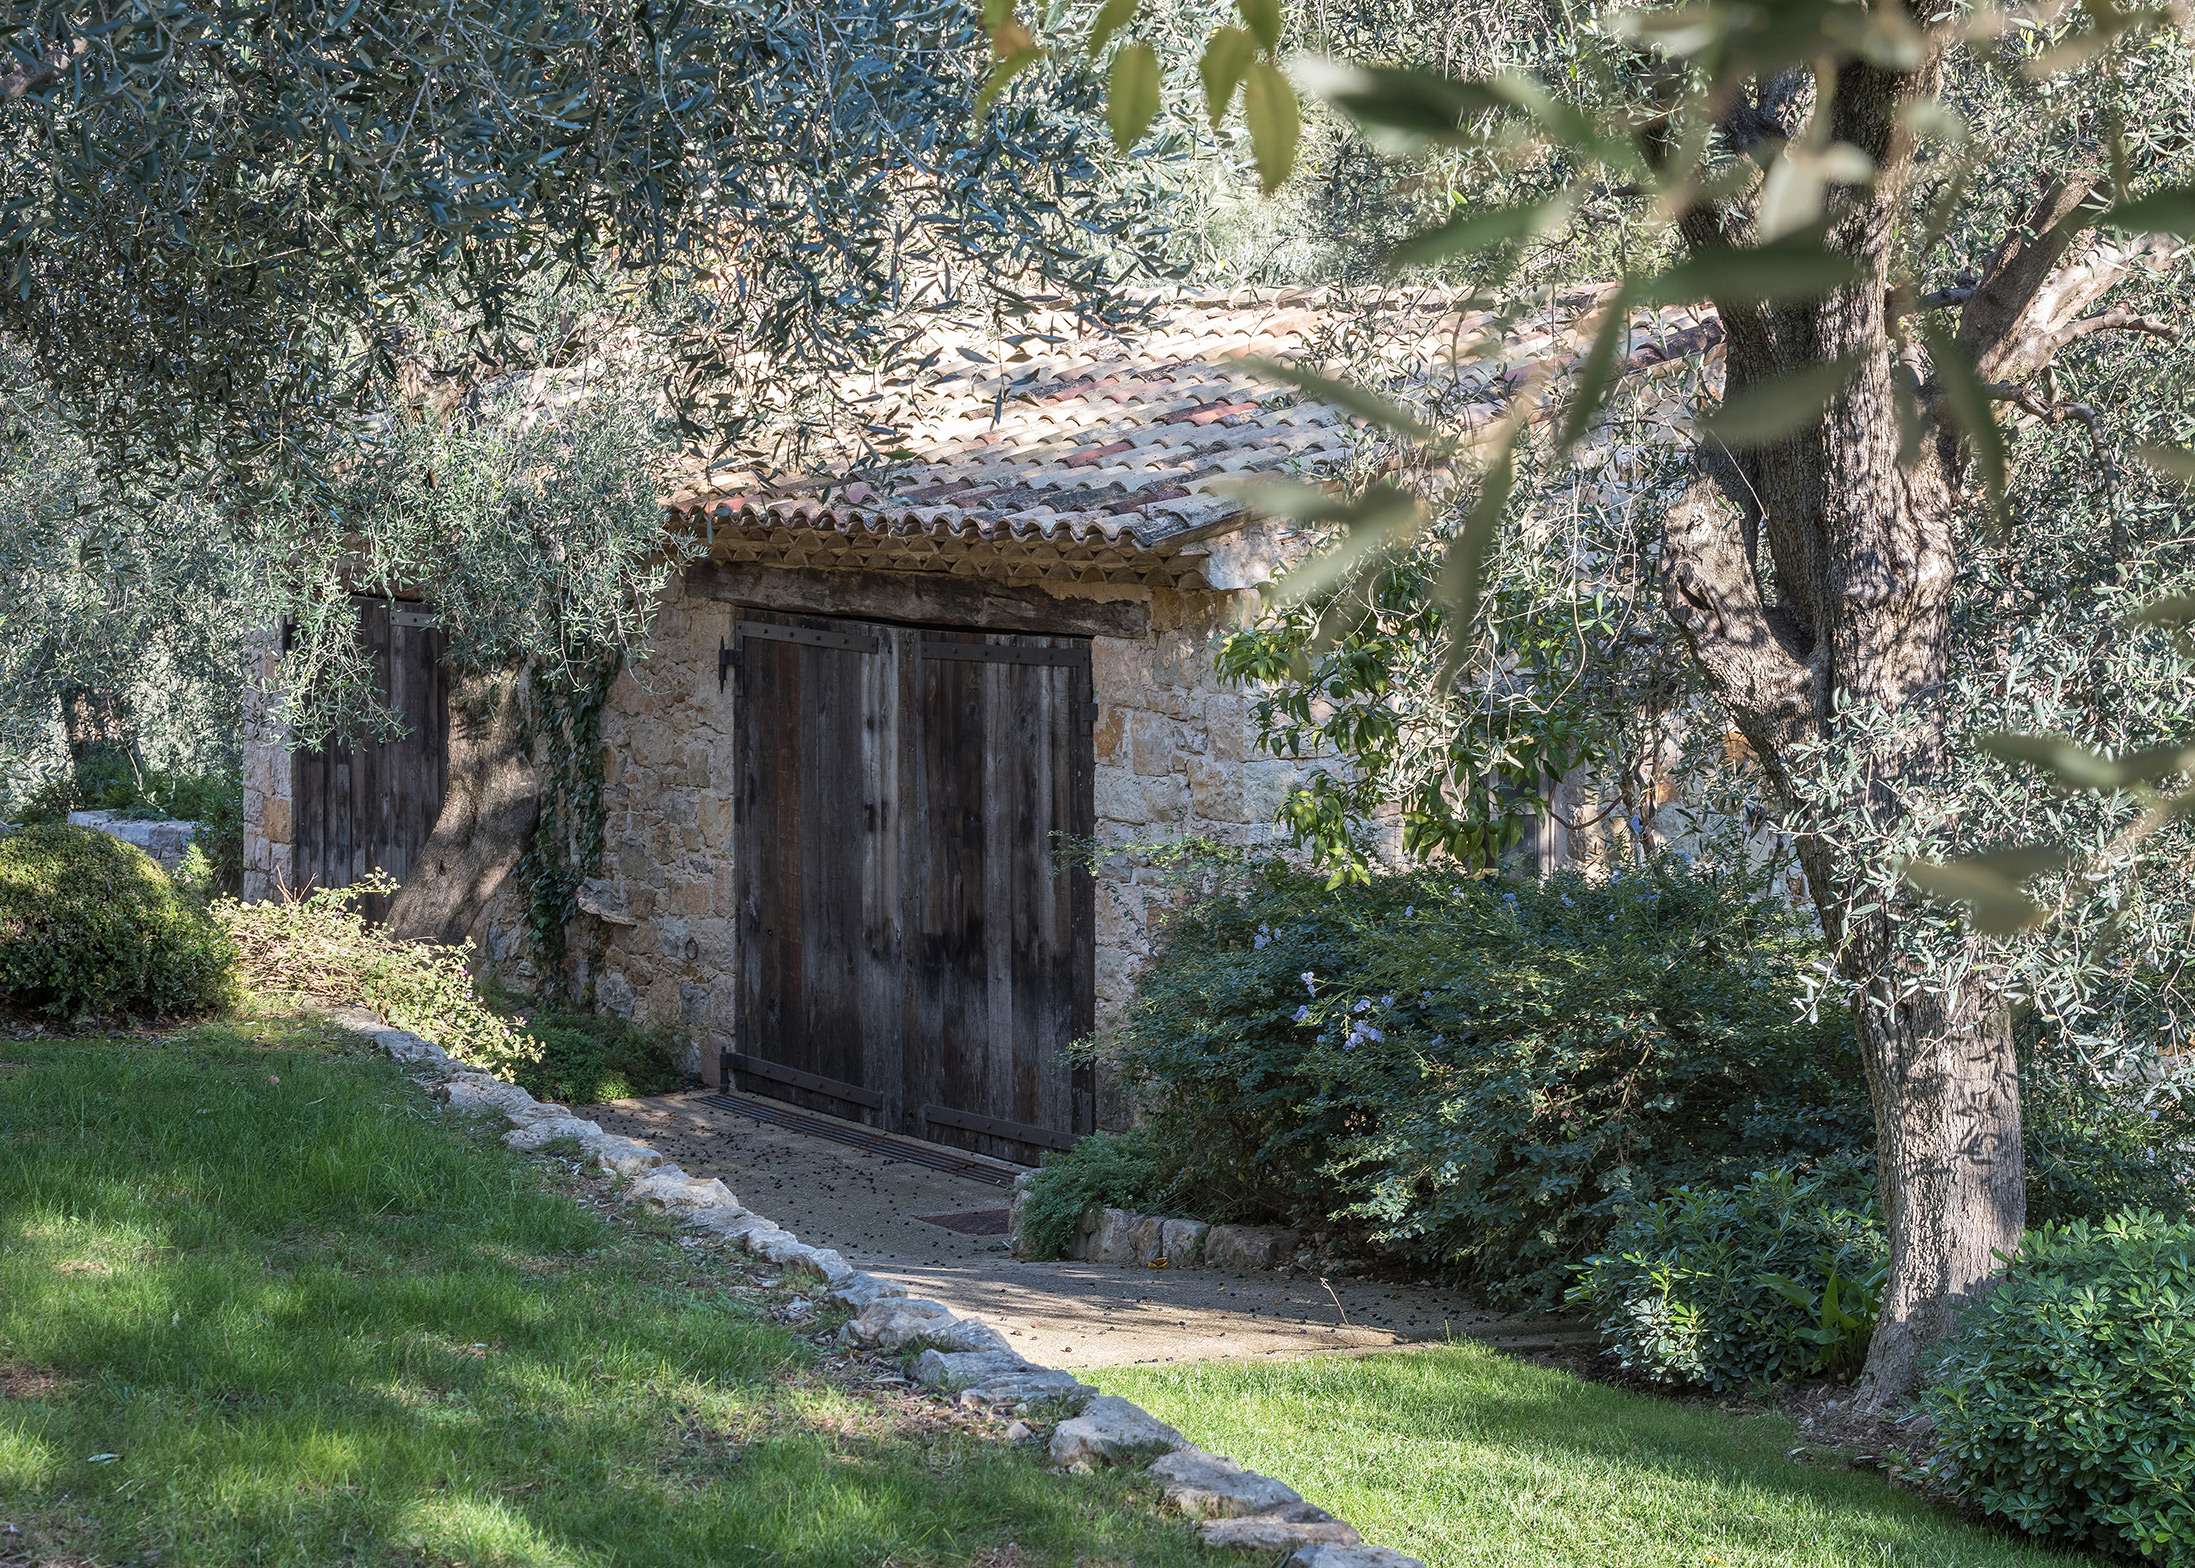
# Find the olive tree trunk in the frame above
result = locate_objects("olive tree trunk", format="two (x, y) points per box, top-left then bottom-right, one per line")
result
(1649, 53), (2161, 1402)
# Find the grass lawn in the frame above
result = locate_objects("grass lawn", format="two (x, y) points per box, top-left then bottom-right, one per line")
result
(1097, 1348), (2093, 1568)
(0, 1015), (1219, 1568)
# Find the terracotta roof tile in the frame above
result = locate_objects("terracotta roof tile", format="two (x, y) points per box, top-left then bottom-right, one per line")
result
(667, 285), (1724, 570)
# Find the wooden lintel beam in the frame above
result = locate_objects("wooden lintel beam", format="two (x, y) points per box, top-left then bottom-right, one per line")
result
(684, 561), (1151, 640)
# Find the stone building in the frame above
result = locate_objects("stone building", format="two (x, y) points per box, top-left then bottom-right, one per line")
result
(240, 287), (1720, 1163)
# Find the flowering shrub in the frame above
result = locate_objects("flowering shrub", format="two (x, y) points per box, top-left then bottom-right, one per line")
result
(1568, 1159), (1886, 1390)
(1095, 854), (1869, 1306)
(1920, 1212), (2195, 1564)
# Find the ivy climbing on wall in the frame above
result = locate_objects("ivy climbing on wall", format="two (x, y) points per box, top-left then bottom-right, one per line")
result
(514, 655), (621, 1001)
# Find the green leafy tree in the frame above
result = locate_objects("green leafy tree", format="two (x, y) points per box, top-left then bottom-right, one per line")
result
(0, 0), (1159, 743)
(1008, 0), (2195, 1404)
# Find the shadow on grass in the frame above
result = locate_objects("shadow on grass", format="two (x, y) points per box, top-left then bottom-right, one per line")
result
(1101, 1327), (2096, 1568)
(0, 1027), (1216, 1568)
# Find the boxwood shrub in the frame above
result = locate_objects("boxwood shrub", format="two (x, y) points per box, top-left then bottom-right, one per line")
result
(1921, 1212), (2195, 1564)
(0, 823), (238, 1020)
(1568, 1158), (1886, 1391)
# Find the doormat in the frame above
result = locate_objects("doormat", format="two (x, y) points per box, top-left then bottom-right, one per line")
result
(916, 1208), (1012, 1236)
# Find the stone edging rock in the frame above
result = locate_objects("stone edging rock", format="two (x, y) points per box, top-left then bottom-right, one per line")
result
(1010, 1178), (1304, 1274)
(336, 1007), (1424, 1568)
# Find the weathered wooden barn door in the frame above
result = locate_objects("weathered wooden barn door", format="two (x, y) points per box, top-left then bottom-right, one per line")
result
(729, 608), (1095, 1163)
(906, 630), (1096, 1162)
(729, 612), (904, 1123)
(290, 597), (449, 922)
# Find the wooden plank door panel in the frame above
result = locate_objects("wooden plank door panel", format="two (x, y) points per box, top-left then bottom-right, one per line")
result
(288, 597), (448, 922)
(731, 612), (900, 1123)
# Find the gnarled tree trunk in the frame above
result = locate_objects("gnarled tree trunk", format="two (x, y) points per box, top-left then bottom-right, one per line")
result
(1650, 53), (2166, 1403)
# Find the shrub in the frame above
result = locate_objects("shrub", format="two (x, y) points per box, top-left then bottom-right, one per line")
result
(218, 878), (546, 1084)
(2023, 1061), (2194, 1226)
(1921, 1212), (2195, 1564)
(0, 823), (238, 1020)
(490, 990), (687, 1105)
(1099, 853), (1870, 1306)
(1568, 1159), (1886, 1391)
(16, 760), (244, 895)
(1016, 1127), (1180, 1259)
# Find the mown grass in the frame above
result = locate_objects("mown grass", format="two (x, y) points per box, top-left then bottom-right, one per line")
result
(1097, 1346), (2096, 1568)
(0, 1016), (1218, 1567)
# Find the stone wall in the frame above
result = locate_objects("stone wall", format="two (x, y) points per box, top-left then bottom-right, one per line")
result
(238, 558), (1356, 1091)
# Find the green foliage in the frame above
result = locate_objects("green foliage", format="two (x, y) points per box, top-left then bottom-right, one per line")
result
(217, 880), (546, 1086)
(516, 658), (618, 992)
(488, 990), (687, 1107)
(1569, 1160), (1888, 1392)
(2023, 1054), (2195, 1227)
(0, 824), (238, 1021)
(1098, 852), (1869, 1306)
(1920, 1212), (2195, 1564)
(1016, 1127), (1180, 1260)
(16, 760), (244, 898)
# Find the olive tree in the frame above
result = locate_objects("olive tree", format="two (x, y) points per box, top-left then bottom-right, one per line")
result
(1010, 0), (2195, 1403)
(0, 0), (1157, 741)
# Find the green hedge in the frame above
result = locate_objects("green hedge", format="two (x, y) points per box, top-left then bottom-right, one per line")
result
(0, 823), (238, 1020)
(1089, 854), (1869, 1306)
(1921, 1212), (2195, 1564)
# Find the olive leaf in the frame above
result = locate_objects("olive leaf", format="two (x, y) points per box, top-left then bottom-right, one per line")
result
(1387, 193), (1571, 269)
(1236, 0), (1284, 51)
(1901, 853), (2063, 936)
(1087, 0), (1141, 57)
(2099, 182), (2195, 236)
(1108, 42), (1160, 150)
(1199, 27), (1258, 128)
(1239, 356), (1437, 439)
(1243, 59), (1300, 194)
(1922, 315), (2007, 528)
(1637, 239), (1864, 308)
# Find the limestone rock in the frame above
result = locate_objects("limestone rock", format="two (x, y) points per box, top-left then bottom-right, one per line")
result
(1084, 1207), (1141, 1264)
(1202, 1224), (1297, 1273)
(827, 1272), (907, 1311)
(911, 1348), (1089, 1410)
(503, 1116), (601, 1151)
(1048, 1395), (1187, 1470)
(1151, 1446), (1304, 1519)
(580, 1132), (665, 1176)
(684, 1204), (771, 1242)
(625, 1166), (738, 1213)
(840, 1298), (1007, 1355)
(1127, 1213), (1168, 1266)
(441, 1077), (538, 1118)
(1288, 1546), (1426, 1568)
(504, 1098), (577, 1127)
(748, 1230), (856, 1284)
(1200, 1509), (1361, 1551)
(1159, 1217), (1209, 1266)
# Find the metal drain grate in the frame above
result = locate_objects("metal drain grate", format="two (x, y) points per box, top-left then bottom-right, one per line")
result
(695, 1093), (1020, 1188)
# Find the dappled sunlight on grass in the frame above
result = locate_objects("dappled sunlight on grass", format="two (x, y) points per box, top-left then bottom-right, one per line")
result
(0, 1027), (1218, 1567)
(1099, 1347), (2094, 1568)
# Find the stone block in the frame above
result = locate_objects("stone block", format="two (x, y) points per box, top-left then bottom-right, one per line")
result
(260, 795), (293, 845)
(626, 1167), (738, 1213)
(504, 1116), (601, 1151)
(1150, 1447), (1303, 1519)
(1093, 766), (1148, 827)
(1128, 710), (1177, 776)
(1159, 1218), (1208, 1266)
(1187, 758), (1248, 824)
(1127, 1214), (1168, 1266)
(1201, 1510), (1361, 1552)
(1202, 1224), (1296, 1273)
(580, 1131), (665, 1177)
(1288, 1546), (1427, 1568)
(1141, 773), (1190, 825)
(1048, 1395), (1186, 1470)
(1081, 1207), (1140, 1264)
(1092, 705), (1126, 764)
